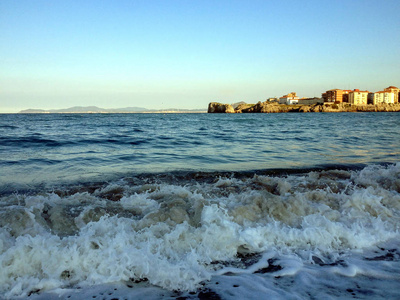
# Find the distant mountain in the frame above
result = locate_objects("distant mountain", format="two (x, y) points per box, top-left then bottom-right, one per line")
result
(19, 109), (48, 113)
(19, 106), (206, 114)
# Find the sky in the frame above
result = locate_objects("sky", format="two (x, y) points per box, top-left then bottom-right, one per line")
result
(1, 0), (399, 112)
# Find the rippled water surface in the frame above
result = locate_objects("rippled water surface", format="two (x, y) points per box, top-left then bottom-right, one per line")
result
(1, 113), (399, 191)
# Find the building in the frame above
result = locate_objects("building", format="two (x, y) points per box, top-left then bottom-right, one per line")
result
(342, 90), (352, 103)
(383, 86), (400, 103)
(298, 97), (323, 105)
(322, 89), (351, 103)
(348, 89), (369, 105)
(367, 92), (375, 104)
(373, 91), (395, 104)
(279, 92), (299, 105)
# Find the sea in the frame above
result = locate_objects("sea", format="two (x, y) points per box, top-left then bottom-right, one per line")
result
(0, 112), (399, 299)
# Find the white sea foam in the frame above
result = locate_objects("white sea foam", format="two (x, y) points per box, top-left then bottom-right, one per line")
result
(1, 163), (400, 298)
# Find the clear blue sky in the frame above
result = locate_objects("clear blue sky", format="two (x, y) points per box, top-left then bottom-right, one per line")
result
(1, 0), (399, 112)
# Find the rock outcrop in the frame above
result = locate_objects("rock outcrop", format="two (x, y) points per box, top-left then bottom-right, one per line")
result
(241, 102), (300, 113)
(240, 102), (275, 113)
(235, 103), (256, 113)
(315, 103), (400, 113)
(208, 101), (400, 113)
(208, 102), (235, 113)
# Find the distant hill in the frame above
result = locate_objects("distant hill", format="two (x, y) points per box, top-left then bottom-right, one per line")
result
(19, 106), (206, 114)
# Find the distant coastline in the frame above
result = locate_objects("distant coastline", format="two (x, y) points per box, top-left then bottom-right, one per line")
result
(18, 106), (206, 114)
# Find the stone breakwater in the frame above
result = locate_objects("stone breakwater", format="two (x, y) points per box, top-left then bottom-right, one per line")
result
(208, 101), (400, 113)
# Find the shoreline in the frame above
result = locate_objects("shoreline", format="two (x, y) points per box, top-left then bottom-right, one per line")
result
(208, 101), (400, 113)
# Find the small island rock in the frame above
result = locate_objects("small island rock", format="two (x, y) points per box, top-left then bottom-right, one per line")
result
(208, 102), (235, 113)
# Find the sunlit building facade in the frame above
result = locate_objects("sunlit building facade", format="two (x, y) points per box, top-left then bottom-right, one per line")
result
(279, 92), (299, 105)
(383, 86), (400, 103)
(322, 89), (351, 103)
(348, 89), (369, 105)
(373, 91), (395, 104)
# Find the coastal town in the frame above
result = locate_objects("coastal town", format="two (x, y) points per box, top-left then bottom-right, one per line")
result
(208, 86), (400, 113)
(277, 86), (399, 105)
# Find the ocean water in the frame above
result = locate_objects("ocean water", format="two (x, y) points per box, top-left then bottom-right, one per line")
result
(0, 112), (400, 299)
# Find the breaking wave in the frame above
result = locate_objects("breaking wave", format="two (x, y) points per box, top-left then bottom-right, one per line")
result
(1, 163), (400, 298)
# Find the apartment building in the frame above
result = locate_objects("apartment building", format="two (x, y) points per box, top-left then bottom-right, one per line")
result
(322, 89), (351, 103)
(373, 91), (395, 104)
(348, 89), (369, 105)
(384, 86), (399, 103)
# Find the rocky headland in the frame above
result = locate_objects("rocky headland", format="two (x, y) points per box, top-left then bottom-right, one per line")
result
(208, 101), (400, 113)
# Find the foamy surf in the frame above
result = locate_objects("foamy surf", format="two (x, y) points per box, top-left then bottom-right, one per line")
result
(1, 163), (400, 299)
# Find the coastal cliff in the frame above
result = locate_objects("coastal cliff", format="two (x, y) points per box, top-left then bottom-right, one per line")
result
(208, 101), (400, 113)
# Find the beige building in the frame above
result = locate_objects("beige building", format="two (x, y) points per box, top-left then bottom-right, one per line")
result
(348, 89), (369, 105)
(384, 86), (399, 103)
(373, 91), (395, 104)
(279, 92), (299, 105)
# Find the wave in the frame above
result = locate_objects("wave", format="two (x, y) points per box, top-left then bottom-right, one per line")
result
(1, 163), (400, 298)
